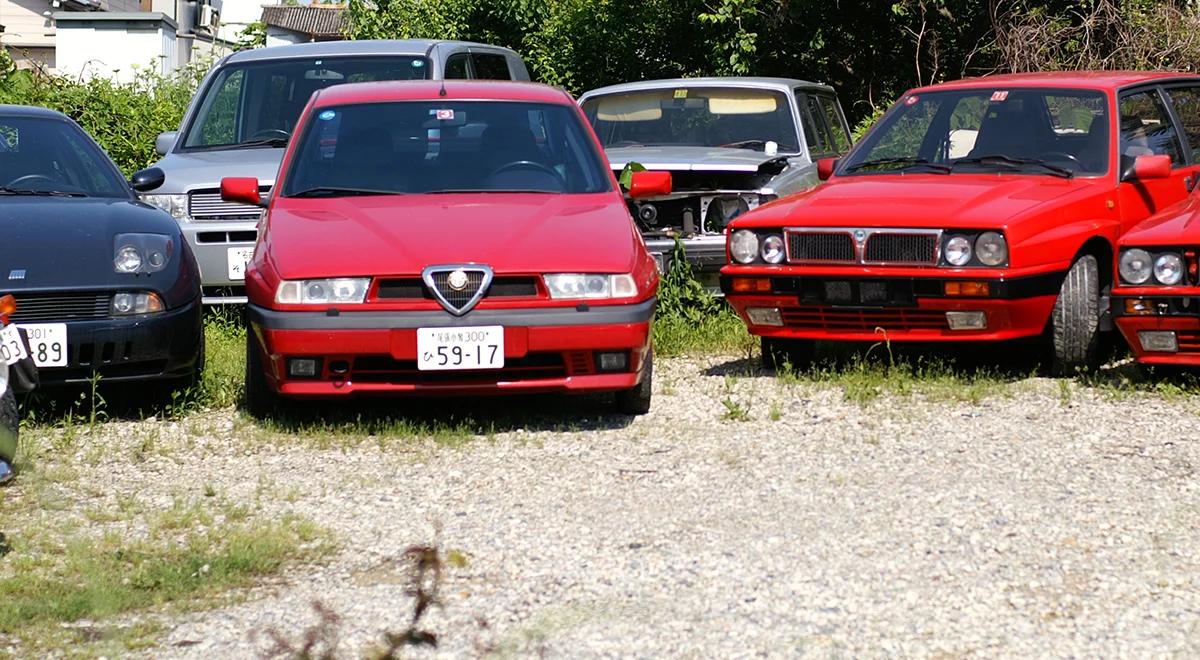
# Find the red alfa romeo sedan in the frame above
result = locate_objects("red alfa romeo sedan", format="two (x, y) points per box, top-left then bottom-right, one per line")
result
(225, 81), (665, 415)
(721, 72), (1200, 373)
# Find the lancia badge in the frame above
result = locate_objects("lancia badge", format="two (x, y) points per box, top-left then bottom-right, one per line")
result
(7, 269), (25, 281)
(446, 269), (469, 291)
(854, 230), (867, 243)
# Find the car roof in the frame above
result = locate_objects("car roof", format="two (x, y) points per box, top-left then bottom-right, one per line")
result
(910, 70), (1200, 93)
(312, 80), (574, 107)
(0, 104), (71, 120)
(223, 39), (515, 64)
(579, 77), (834, 99)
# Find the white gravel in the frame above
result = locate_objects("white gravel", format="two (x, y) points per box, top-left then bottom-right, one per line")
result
(23, 355), (1200, 656)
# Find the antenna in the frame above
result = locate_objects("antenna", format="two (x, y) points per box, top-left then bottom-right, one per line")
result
(439, 80), (447, 97)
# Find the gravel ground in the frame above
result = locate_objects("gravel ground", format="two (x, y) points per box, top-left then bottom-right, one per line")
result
(19, 355), (1200, 657)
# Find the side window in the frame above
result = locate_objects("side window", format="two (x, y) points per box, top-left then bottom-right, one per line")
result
(797, 93), (830, 155)
(471, 53), (512, 80)
(1119, 90), (1183, 164)
(1166, 86), (1200, 164)
(445, 54), (470, 79)
(816, 95), (852, 153)
(197, 68), (244, 146)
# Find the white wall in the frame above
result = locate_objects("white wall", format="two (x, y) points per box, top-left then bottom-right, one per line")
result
(55, 25), (170, 83)
(265, 25), (304, 48)
(1, 0), (55, 49)
(216, 0), (261, 43)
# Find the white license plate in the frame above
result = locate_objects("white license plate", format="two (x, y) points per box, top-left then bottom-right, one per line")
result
(227, 247), (255, 280)
(0, 324), (27, 366)
(18, 323), (67, 367)
(417, 326), (504, 371)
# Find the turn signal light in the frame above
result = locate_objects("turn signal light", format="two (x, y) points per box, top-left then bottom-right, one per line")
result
(0, 295), (14, 316)
(944, 281), (990, 296)
(731, 277), (772, 293)
(1186, 250), (1198, 284)
(1124, 298), (1154, 315)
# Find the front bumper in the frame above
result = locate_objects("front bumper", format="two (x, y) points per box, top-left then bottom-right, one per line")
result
(721, 269), (1065, 342)
(35, 298), (203, 385)
(1113, 292), (1200, 365)
(182, 220), (256, 304)
(247, 299), (655, 397)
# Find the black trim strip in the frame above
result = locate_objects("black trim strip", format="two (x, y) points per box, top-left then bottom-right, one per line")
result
(248, 298), (657, 331)
(720, 271), (1067, 300)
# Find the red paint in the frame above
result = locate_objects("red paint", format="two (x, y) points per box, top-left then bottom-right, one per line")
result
(220, 177), (262, 207)
(627, 170), (672, 198)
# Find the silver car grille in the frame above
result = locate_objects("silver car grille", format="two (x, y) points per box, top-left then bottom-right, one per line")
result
(188, 188), (270, 222)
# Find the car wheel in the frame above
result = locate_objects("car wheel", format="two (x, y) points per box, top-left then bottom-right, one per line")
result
(615, 349), (653, 415)
(761, 337), (814, 372)
(1049, 254), (1102, 375)
(244, 331), (278, 418)
(0, 385), (18, 466)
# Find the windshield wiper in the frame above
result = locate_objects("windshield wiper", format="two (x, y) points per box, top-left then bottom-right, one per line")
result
(952, 154), (1073, 178)
(716, 139), (768, 150)
(0, 187), (88, 197)
(844, 157), (951, 174)
(224, 137), (290, 150)
(288, 186), (403, 198)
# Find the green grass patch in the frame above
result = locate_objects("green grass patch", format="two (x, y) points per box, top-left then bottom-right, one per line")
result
(652, 241), (754, 357)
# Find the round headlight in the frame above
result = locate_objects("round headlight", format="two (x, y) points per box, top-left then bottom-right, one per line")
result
(975, 232), (1007, 266)
(731, 230), (760, 264)
(1119, 249), (1153, 284)
(1154, 253), (1183, 285)
(944, 235), (972, 266)
(305, 282), (328, 301)
(114, 245), (142, 273)
(760, 235), (785, 264)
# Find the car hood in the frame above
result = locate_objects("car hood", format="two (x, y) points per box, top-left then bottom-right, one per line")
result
(151, 148), (283, 193)
(265, 193), (641, 279)
(603, 146), (791, 172)
(1121, 193), (1200, 246)
(0, 197), (188, 291)
(735, 173), (1100, 230)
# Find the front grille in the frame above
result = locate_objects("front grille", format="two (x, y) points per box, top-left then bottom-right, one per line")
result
(787, 232), (855, 262)
(1176, 330), (1200, 352)
(431, 271), (485, 308)
(197, 230), (257, 244)
(350, 352), (572, 384)
(10, 292), (109, 322)
(188, 188), (270, 221)
(864, 233), (939, 265)
(377, 276), (538, 300)
(781, 306), (949, 332)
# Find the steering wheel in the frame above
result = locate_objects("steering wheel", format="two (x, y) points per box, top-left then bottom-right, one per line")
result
(488, 161), (566, 187)
(4, 174), (57, 188)
(1039, 151), (1081, 166)
(249, 128), (290, 141)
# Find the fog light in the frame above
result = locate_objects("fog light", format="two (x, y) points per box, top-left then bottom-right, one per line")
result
(1138, 331), (1178, 353)
(944, 281), (990, 296)
(1125, 298), (1154, 315)
(596, 351), (628, 372)
(746, 307), (783, 326)
(731, 277), (771, 293)
(287, 358), (319, 378)
(946, 311), (987, 330)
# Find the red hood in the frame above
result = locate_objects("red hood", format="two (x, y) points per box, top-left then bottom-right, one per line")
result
(733, 173), (1108, 230)
(1121, 193), (1200, 247)
(263, 193), (642, 279)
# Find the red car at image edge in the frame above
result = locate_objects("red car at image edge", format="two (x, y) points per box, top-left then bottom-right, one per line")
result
(720, 71), (1200, 374)
(223, 81), (667, 415)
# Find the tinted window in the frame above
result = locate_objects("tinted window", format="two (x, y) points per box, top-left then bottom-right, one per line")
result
(817, 95), (852, 153)
(0, 116), (128, 197)
(182, 56), (431, 149)
(284, 101), (611, 195)
(471, 53), (511, 80)
(1119, 90), (1183, 164)
(445, 53), (470, 79)
(1166, 86), (1200, 164)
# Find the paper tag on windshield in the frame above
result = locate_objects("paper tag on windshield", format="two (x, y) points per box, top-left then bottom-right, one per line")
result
(673, 89), (688, 99)
(435, 109), (455, 121)
(990, 91), (1009, 102)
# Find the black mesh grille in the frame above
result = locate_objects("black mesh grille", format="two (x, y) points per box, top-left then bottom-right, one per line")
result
(864, 233), (938, 264)
(10, 292), (110, 322)
(787, 232), (855, 262)
(378, 277), (536, 300)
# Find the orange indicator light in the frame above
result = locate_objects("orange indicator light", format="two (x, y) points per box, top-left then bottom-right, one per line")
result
(944, 281), (990, 296)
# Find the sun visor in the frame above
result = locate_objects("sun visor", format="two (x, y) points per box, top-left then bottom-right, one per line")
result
(595, 95), (664, 122)
(708, 93), (778, 115)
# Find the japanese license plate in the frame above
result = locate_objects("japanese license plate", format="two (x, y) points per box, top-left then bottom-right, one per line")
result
(417, 326), (504, 371)
(0, 324), (27, 366)
(18, 323), (67, 367)
(227, 247), (255, 280)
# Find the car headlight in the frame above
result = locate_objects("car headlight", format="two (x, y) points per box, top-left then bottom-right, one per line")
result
(944, 235), (972, 266)
(975, 232), (1007, 266)
(543, 274), (638, 299)
(275, 278), (370, 304)
(1119, 249), (1153, 285)
(114, 233), (173, 274)
(1153, 253), (1183, 285)
(111, 292), (165, 315)
(140, 194), (188, 222)
(760, 234), (785, 264)
(730, 229), (759, 264)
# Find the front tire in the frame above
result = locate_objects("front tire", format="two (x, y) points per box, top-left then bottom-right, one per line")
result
(244, 331), (278, 419)
(761, 337), (814, 372)
(1049, 254), (1102, 375)
(615, 350), (653, 415)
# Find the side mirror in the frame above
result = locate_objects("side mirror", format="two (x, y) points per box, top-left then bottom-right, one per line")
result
(628, 170), (672, 199)
(817, 157), (838, 181)
(155, 131), (178, 156)
(221, 177), (266, 208)
(129, 167), (165, 192)
(1121, 154), (1171, 182)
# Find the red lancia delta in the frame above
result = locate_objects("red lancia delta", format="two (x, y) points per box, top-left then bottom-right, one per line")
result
(722, 72), (1200, 373)
(224, 81), (666, 415)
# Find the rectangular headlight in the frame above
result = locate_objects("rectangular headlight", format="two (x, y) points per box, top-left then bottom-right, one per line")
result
(275, 278), (370, 304)
(140, 194), (189, 221)
(543, 274), (637, 300)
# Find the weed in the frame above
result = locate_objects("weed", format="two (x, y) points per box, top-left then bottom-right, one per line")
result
(721, 397), (751, 421)
(769, 400), (782, 421)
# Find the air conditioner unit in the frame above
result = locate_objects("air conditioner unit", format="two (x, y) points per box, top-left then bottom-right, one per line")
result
(198, 4), (219, 30)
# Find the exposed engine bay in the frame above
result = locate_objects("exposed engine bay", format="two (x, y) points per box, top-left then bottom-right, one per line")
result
(622, 161), (786, 238)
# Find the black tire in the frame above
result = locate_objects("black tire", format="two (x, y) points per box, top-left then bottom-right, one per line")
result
(0, 385), (18, 466)
(243, 331), (277, 418)
(761, 337), (815, 372)
(1049, 254), (1102, 375)
(171, 332), (206, 394)
(615, 350), (653, 415)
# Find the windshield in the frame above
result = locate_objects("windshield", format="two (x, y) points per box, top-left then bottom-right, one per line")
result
(0, 116), (128, 197)
(843, 88), (1110, 177)
(282, 101), (612, 196)
(581, 87), (800, 153)
(181, 56), (430, 150)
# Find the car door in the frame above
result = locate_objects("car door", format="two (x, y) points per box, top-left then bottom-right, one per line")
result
(1116, 86), (1199, 232)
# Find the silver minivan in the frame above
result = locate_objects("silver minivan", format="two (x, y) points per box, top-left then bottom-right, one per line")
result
(139, 39), (530, 304)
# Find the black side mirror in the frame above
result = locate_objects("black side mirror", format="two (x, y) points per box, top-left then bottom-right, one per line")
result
(130, 167), (165, 192)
